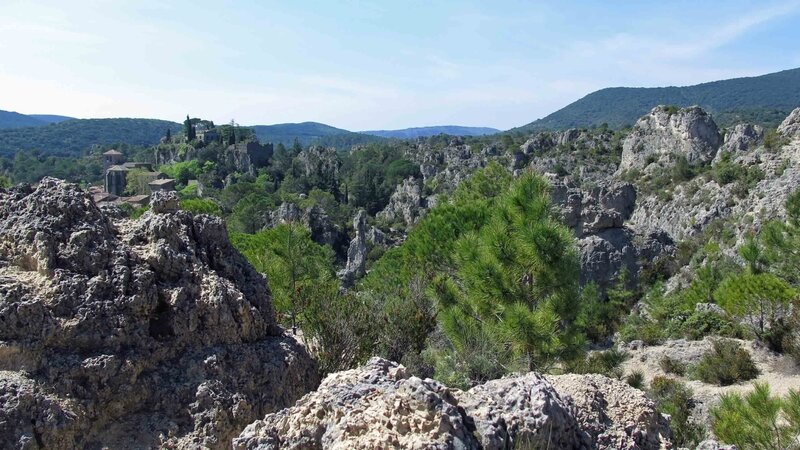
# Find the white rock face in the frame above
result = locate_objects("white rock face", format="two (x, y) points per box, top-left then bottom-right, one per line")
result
(234, 358), (672, 450)
(778, 107), (800, 139)
(619, 106), (721, 172)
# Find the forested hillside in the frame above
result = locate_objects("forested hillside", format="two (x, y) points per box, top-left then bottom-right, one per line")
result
(361, 125), (500, 138)
(0, 118), (182, 156)
(516, 67), (800, 131)
(252, 122), (384, 147)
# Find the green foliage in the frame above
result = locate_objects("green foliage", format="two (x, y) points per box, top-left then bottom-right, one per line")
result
(626, 370), (645, 389)
(1, 149), (104, 185)
(124, 168), (153, 196)
(431, 172), (583, 378)
(565, 348), (628, 378)
(180, 198), (221, 216)
(227, 193), (274, 233)
(0, 118), (182, 157)
(514, 67), (800, 131)
(714, 272), (795, 342)
(0, 174), (11, 188)
(649, 376), (705, 447)
(159, 160), (211, 186)
(712, 383), (800, 450)
(659, 355), (687, 376)
(690, 339), (759, 386)
(252, 122), (383, 148)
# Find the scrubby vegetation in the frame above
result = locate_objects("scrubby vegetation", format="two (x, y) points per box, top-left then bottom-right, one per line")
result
(712, 383), (800, 450)
(649, 376), (705, 447)
(690, 339), (759, 386)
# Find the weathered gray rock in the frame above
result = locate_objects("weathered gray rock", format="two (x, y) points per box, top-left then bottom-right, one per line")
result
(377, 177), (428, 227)
(550, 178), (674, 291)
(0, 178), (318, 449)
(267, 202), (345, 252)
(778, 107), (800, 140)
(456, 373), (588, 449)
(235, 358), (672, 450)
(695, 439), (738, 450)
(547, 374), (672, 449)
(296, 146), (340, 183)
(715, 123), (764, 163)
(233, 358), (481, 450)
(338, 210), (367, 287)
(619, 106), (721, 172)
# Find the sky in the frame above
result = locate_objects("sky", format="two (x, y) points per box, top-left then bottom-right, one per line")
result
(1, 0), (799, 131)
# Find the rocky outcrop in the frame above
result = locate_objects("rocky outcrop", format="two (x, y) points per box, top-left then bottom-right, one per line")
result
(377, 177), (428, 227)
(619, 106), (721, 172)
(547, 374), (672, 449)
(338, 210), (368, 287)
(222, 141), (273, 175)
(0, 179), (318, 449)
(296, 146), (340, 183)
(715, 123), (764, 163)
(267, 202), (346, 252)
(235, 358), (671, 450)
(778, 107), (800, 139)
(550, 178), (675, 290)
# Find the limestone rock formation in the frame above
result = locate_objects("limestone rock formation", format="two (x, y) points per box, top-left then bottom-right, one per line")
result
(619, 106), (721, 172)
(267, 202), (345, 252)
(338, 210), (368, 287)
(715, 123), (764, 163)
(549, 178), (675, 291)
(377, 177), (428, 227)
(0, 178), (318, 449)
(296, 146), (340, 183)
(778, 107), (800, 139)
(547, 374), (672, 449)
(235, 358), (671, 450)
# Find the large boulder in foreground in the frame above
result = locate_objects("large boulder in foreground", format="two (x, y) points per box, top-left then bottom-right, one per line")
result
(619, 105), (721, 173)
(234, 358), (671, 450)
(0, 180), (318, 449)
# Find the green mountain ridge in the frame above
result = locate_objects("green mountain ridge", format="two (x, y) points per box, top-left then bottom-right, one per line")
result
(251, 121), (384, 148)
(514, 67), (800, 132)
(360, 126), (500, 138)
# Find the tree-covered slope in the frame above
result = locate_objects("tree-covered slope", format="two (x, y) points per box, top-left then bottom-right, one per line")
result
(252, 122), (383, 148)
(361, 125), (500, 138)
(515, 67), (800, 132)
(0, 118), (182, 156)
(28, 114), (75, 124)
(0, 110), (49, 129)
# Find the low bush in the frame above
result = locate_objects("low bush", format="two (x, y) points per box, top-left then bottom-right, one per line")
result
(712, 383), (800, 450)
(626, 370), (645, 389)
(565, 348), (628, 379)
(659, 355), (687, 376)
(690, 339), (759, 385)
(681, 309), (743, 341)
(649, 376), (705, 448)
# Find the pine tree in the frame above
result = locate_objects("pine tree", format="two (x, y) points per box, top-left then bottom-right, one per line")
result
(165, 128), (172, 142)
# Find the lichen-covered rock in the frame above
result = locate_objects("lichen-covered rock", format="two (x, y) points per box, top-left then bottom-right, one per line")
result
(456, 373), (589, 449)
(619, 106), (721, 172)
(236, 358), (672, 450)
(0, 178), (318, 449)
(233, 358), (481, 450)
(547, 374), (672, 449)
(778, 107), (800, 140)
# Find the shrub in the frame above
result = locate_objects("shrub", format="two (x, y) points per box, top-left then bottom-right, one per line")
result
(180, 198), (222, 216)
(619, 315), (665, 346)
(565, 348), (628, 378)
(649, 376), (705, 447)
(712, 383), (800, 450)
(659, 355), (687, 376)
(626, 370), (645, 389)
(681, 309), (743, 341)
(690, 339), (759, 385)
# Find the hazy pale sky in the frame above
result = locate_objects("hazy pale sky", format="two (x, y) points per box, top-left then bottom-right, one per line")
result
(1, 0), (799, 130)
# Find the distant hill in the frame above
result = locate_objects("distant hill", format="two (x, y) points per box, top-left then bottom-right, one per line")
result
(0, 110), (50, 129)
(28, 114), (75, 124)
(361, 125), (500, 139)
(252, 122), (383, 148)
(515, 67), (800, 132)
(0, 118), (182, 156)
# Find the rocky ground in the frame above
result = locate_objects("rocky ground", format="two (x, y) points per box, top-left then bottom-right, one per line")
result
(234, 357), (672, 450)
(0, 181), (319, 449)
